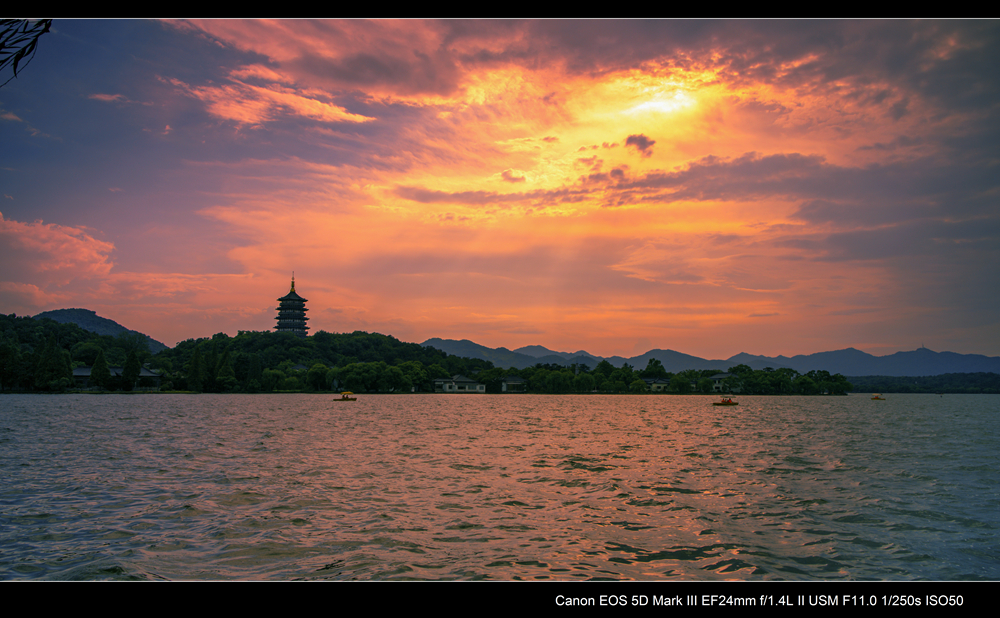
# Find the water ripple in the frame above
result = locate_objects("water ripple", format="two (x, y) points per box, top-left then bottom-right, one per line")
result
(1, 393), (998, 580)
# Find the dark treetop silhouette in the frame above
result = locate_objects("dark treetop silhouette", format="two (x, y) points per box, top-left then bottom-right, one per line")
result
(0, 19), (51, 88)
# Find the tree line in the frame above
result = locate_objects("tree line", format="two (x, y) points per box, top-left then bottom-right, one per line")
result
(1, 313), (150, 391)
(466, 360), (853, 395)
(149, 329), (492, 393)
(0, 312), (886, 396)
(846, 373), (1000, 394)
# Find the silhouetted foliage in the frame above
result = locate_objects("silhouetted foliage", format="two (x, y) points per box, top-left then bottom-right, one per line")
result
(1, 19), (51, 88)
(147, 329), (492, 393)
(35, 335), (71, 391)
(90, 349), (111, 390)
(847, 373), (1000, 394)
(122, 349), (141, 392)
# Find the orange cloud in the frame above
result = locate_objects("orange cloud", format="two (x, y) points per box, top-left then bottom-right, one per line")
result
(0, 213), (115, 285)
(89, 93), (128, 102)
(166, 76), (373, 127)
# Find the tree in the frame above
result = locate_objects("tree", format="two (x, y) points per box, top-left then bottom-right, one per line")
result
(549, 370), (574, 393)
(1, 20), (51, 88)
(382, 365), (411, 392)
(122, 349), (140, 392)
(593, 359), (615, 380)
(187, 347), (205, 392)
(244, 353), (263, 391)
(116, 331), (150, 362)
(71, 341), (105, 366)
(214, 347), (238, 392)
(771, 367), (799, 395)
(0, 338), (21, 391)
(794, 375), (819, 395)
(608, 368), (629, 386)
(261, 368), (283, 392)
(629, 379), (648, 393)
(530, 367), (551, 392)
(90, 349), (111, 391)
(697, 377), (714, 394)
(640, 358), (668, 379)
(669, 374), (692, 394)
(397, 360), (430, 392)
(35, 335), (71, 391)
(307, 363), (330, 391)
(727, 364), (754, 376)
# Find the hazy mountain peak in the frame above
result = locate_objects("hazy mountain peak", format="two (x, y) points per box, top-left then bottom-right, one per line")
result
(514, 345), (571, 358)
(32, 308), (169, 353)
(423, 338), (1000, 376)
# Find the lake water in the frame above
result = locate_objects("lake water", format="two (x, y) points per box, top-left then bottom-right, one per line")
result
(1, 393), (997, 580)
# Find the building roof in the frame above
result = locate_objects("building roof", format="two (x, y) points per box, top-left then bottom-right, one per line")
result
(278, 289), (307, 302)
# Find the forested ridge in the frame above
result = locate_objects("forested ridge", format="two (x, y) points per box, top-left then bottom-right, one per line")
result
(152, 329), (492, 392)
(0, 313), (151, 391)
(4, 312), (996, 394)
(0, 313), (492, 392)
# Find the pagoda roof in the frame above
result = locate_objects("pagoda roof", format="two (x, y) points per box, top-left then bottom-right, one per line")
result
(278, 289), (307, 302)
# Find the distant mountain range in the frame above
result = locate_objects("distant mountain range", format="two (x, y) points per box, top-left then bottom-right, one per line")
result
(33, 308), (169, 354)
(421, 338), (1000, 377)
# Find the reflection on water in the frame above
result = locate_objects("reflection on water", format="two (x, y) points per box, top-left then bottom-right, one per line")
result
(1, 393), (997, 580)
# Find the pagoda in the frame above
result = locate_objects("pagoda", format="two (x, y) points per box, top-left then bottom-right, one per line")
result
(275, 274), (309, 337)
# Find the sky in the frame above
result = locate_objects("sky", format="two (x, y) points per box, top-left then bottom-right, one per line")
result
(2, 19), (999, 359)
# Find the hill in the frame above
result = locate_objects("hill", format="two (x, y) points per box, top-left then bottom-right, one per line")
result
(421, 339), (1000, 376)
(32, 309), (169, 354)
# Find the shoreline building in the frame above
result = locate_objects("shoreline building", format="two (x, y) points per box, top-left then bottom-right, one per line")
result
(275, 275), (309, 337)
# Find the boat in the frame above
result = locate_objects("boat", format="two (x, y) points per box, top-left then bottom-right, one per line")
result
(335, 391), (357, 401)
(713, 397), (738, 406)
(871, 394), (885, 400)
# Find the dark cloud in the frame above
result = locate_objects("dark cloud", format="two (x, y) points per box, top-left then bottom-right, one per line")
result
(857, 135), (923, 152)
(292, 48), (462, 97)
(810, 218), (1000, 263)
(621, 152), (828, 200)
(889, 97), (910, 120)
(613, 151), (999, 223)
(435, 21), (998, 100)
(395, 149), (999, 231)
(625, 134), (655, 157)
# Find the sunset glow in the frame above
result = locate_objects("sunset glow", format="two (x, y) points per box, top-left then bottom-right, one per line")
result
(2, 19), (998, 359)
